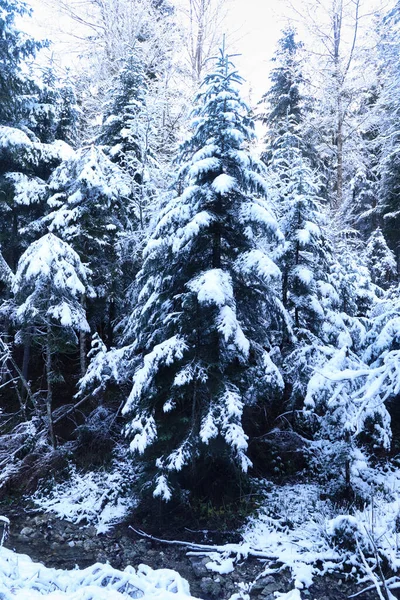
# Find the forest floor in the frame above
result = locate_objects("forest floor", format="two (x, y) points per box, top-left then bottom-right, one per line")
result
(0, 499), (391, 600)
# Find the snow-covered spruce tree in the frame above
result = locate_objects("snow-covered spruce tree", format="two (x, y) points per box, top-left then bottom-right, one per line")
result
(0, 126), (73, 273)
(25, 64), (61, 144)
(0, 1), (72, 274)
(304, 343), (391, 499)
(98, 53), (149, 171)
(259, 27), (303, 143)
(266, 130), (382, 492)
(0, 38), (76, 402)
(301, 236), (388, 498)
(358, 285), (400, 454)
(25, 64), (81, 146)
(348, 84), (383, 240)
(377, 1), (400, 267)
(269, 130), (333, 416)
(65, 0), (177, 143)
(364, 227), (397, 290)
(54, 75), (81, 148)
(329, 231), (380, 319)
(122, 45), (286, 501)
(259, 27), (319, 173)
(268, 128), (371, 439)
(97, 51), (162, 283)
(35, 146), (131, 350)
(273, 133), (327, 337)
(0, 0), (46, 126)
(12, 233), (89, 448)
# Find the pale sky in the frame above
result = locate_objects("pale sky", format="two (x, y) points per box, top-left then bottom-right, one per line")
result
(22, 0), (285, 103)
(227, 0), (285, 101)
(21, 0), (386, 110)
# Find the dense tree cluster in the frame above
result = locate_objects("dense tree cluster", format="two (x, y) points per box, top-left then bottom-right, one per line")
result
(1, 0), (400, 514)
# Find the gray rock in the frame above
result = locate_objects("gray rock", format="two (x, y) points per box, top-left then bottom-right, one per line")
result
(261, 575), (281, 595)
(19, 527), (35, 537)
(86, 526), (97, 538)
(190, 557), (210, 578)
(83, 540), (95, 552)
(200, 576), (222, 598)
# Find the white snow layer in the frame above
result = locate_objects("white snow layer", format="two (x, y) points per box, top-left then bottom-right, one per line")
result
(14, 233), (86, 296)
(189, 269), (234, 307)
(33, 465), (136, 535)
(211, 174), (236, 194)
(24, 467), (400, 598)
(0, 126), (74, 164)
(0, 546), (199, 600)
(5, 172), (47, 206)
(125, 335), (188, 412)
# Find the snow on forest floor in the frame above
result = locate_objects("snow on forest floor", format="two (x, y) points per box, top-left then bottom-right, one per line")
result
(0, 545), (201, 600)
(32, 464), (137, 535)
(240, 469), (400, 590)
(28, 463), (400, 598)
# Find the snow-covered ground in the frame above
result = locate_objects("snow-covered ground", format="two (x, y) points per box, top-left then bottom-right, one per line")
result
(0, 545), (200, 600)
(30, 464), (400, 598)
(32, 463), (137, 535)
(240, 471), (400, 594)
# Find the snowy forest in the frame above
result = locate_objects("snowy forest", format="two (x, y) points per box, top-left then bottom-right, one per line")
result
(1, 0), (400, 598)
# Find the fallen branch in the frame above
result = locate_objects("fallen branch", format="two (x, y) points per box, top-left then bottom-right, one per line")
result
(128, 526), (276, 559)
(53, 394), (91, 425)
(355, 539), (393, 600)
(348, 578), (400, 599)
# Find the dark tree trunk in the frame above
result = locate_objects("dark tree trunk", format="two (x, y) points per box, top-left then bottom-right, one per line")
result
(46, 327), (56, 449)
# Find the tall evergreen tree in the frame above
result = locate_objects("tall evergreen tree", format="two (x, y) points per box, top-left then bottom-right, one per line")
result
(0, 0), (46, 126)
(364, 227), (397, 289)
(259, 27), (303, 139)
(0, 3), (73, 274)
(377, 1), (400, 267)
(26, 64), (81, 146)
(274, 133), (327, 338)
(0, 126), (73, 272)
(348, 85), (382, 240)
(54, 75), (81, 148)
(12, 233), (89, 447)
(40, 146), (131, 346)
(98, 52), (159, 230)
(258, 27), (318, 171)
(118, 45), (286, 500)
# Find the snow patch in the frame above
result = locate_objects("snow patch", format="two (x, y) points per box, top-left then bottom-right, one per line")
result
(0, 546), (198, 599)
(206, 557), (235, 574)
(189, 269), (234, 307)
(212, 174), (236, 194)
(33, 463), (136, 535)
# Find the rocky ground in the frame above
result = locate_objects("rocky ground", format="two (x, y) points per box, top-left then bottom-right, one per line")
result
(1, 507), (388, 600)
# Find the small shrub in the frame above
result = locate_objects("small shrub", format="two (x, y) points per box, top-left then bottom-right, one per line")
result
(326, 514), (361, 551)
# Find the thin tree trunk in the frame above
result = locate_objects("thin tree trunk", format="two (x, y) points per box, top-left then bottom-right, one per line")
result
(107, 297), (116, 348)
(0, 337), (37, 416)
(21, 329), (31, 384)
(336, 107), (344, 208)
(212, 227), (221, 269)
(194, 0), (205, 81)
(79, 294), (87, 378)
(80, 330), (86, 379)
(46, 327), (56, 449)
